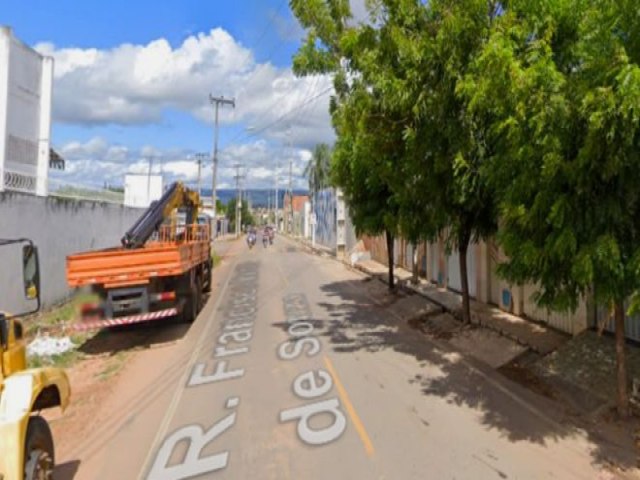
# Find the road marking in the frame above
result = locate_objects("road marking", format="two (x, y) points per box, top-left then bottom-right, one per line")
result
(137, 248), (240, 480)
(323, 356), (375, 458)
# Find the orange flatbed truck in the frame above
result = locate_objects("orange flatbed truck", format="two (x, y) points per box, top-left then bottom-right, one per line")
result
(66, 182), (212, 330)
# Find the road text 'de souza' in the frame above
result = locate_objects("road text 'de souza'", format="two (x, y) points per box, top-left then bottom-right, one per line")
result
(278, 293), (347, 445)
(147, 262), (258, 480)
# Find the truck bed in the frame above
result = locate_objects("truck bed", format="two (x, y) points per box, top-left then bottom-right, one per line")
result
(67, 239), (210, 289)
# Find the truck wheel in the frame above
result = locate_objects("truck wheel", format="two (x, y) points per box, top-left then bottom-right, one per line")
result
(180, 291), (196, 323)
(203, 261), (212, 294)
(195, 276), (203, 314)
(24, 416), (54, 480)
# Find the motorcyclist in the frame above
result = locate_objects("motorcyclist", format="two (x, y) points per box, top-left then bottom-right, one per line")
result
(246, 227), (257, 248)
(262, 227), (270, 247)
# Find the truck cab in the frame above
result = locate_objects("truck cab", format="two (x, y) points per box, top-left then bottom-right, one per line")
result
(0, 240), (71, 480)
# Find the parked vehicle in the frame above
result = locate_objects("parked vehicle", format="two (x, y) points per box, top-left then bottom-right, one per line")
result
(66, 182), (212, 329)
(0, 239), (71, 480)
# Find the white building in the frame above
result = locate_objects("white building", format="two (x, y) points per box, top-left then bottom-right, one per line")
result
(124, 174), (163, 208)
(0, 26), (54, 196)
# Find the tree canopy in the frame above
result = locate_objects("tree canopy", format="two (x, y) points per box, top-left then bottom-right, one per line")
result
(289, 0), (640, 416)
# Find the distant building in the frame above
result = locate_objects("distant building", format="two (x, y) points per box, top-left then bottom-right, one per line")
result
(283, 193), (310, 236)
(124, 174), (163, 208)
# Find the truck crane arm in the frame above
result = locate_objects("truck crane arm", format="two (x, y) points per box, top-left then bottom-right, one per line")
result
(120, 181), (200, 249)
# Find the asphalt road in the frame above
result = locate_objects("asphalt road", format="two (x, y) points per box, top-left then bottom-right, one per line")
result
(63, 235), (619, 480)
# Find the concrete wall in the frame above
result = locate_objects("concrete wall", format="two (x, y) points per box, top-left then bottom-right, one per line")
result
(0, 191), (143, 313)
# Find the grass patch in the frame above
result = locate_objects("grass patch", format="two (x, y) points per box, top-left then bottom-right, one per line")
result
(25, 292), (99, 337)
(24, 291), (101, 370)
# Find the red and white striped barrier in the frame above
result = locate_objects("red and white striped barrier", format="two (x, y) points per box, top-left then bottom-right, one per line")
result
(73, 307), (179, 331)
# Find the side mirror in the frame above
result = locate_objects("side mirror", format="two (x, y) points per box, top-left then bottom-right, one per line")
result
(22, 244), (40, 301)
(0, 313), (7, 350)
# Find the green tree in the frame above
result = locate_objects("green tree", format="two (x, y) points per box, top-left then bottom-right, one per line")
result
(366, 0), (499, 322)
(215, 199), (226, 215)
(291, 0), (405, 289)
(304, 143), (333, 198)
(226, 197), (255, 233)
(463, 0), (640, 416)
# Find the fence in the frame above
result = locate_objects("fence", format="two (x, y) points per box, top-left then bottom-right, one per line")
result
(48, 176), (125, 204)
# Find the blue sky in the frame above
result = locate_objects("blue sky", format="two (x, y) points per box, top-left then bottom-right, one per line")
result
(1, 0), (337, 189)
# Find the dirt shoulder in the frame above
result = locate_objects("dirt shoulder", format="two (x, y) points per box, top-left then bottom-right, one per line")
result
(30, 238), (241, 479)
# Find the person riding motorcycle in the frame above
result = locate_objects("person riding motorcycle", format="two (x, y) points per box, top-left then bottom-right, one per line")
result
(246, 227), (257, 248)
(262, 227), (269, 248)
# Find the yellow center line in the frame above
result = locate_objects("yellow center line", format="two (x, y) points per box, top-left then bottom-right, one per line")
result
(323, 355), (375, 458)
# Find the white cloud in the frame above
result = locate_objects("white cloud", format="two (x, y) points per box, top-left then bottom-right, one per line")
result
(36, 28), (335, 147)
(51, 137), (314, 192)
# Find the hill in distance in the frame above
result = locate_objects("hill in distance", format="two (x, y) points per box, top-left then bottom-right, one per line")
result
(202, 189), (309, 208)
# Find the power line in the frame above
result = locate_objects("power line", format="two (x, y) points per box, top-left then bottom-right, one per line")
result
(223, 86), (332, 148)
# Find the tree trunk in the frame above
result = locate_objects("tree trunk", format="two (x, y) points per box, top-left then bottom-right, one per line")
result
(459, 241), (471, 324)
(412, 243), (419, 285)
(614, 301), (630, 418)
(385, 229), (395, 290)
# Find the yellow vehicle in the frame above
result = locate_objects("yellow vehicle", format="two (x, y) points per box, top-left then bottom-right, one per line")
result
(0, 239), (71, 479)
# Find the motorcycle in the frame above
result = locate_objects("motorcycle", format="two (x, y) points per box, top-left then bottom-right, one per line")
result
(247, 233), (256, 249)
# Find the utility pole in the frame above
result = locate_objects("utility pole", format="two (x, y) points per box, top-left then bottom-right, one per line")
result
(289, 155), (293, 234)
(209, 94), (235, 221)
(275, 159), (279, 231)
(194, 152), (207, 198)
(287, 126), (294, 235)
(233, 163), (245, 238)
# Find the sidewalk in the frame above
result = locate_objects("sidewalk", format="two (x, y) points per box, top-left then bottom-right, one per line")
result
(290, 238), (640, 400)
(352, 258), (568, 355)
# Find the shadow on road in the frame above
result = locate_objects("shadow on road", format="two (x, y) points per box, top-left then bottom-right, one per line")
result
(311, 277), (637, 474)
(54, 459), (80, 479)
(78, 321), (190, 356)
(76, 296), (213, 356)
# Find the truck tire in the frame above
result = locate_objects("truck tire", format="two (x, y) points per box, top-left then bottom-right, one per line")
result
(24, 416), (54, 480)
(203, 260), (212, 294)
(194, 275), (203, 315)
(180, 291), (196, 323)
